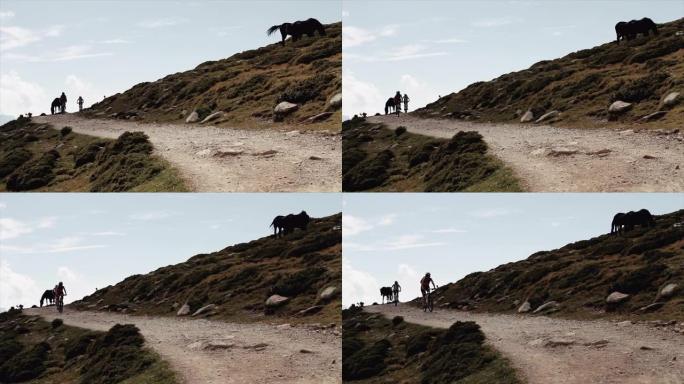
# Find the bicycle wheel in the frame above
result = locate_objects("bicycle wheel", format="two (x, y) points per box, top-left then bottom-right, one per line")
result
(428, 295), (434, 312)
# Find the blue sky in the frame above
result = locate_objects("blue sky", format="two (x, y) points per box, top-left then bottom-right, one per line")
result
(342, 0), (684, 117)
(0, 0), (340, 119)
(342, 193), (684, 307)
(0, 193), (341, 310)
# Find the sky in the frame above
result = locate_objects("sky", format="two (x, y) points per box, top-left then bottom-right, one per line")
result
(342, 0), (684, 118)
(0, 193), (341, 311)
(0, 0), (341, 120)
(342, 193), (684, 307)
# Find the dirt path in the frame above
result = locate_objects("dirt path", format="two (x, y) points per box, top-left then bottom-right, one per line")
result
(366, 304), (683, 384)
(27, 307), (340, 384)
(369, 115), (683, 192)
(35, 114), (341, 192)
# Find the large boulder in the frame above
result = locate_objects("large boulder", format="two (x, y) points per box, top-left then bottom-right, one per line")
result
(329, 93), (342, 108)
(274, 102), (299, 114)
(660, 283), (679, 298)
(200, 111), (225, 124)
(661, 92), (680, 108)
(608, 101), (632, 114)
(192, 304), (217, 317)
(185, 110), (199, 123)
(319, 286), (337, 300)
(606, 291), (630, 304)
(520, 110), (534, 123)
(177, 303), (191, 316)
(265, 294), (289, 307)
(535, 110), (559, 123)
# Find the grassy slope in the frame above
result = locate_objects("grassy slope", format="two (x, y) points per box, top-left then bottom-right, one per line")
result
(342, 118), (521, 192)
(416, 210), (684, 321)
(342, 308), (522, 384)
(0, 118), (187, 192)
(86, 23), (341, 131)
(418, 18), (684, 129)
(72, 213), (342, 326)
(0, 310), (177, 384)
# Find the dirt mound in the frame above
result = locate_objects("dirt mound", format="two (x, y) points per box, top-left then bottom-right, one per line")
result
(417, 209), (684, 320)
(72, 213), (342, 325)
(86, 23), (341, 131)
(418, 17), (684, 129)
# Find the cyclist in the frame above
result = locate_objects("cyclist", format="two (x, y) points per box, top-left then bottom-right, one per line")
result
(403, 93), (410, 112)
(59, 92), (67, 113)
(54, 282), (67, 308)
(394, 91), (402, 115)
(420, 272), (436, 307)
(391, 281), (401, 305)
(77, 96), (84, 112)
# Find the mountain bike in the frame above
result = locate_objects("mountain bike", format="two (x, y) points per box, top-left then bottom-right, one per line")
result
(56, 294), (65, 313)
(423, 288), (435, 312)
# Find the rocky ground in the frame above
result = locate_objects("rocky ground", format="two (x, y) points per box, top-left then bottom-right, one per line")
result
(366, 304), (684, 384)
(27, 307), (341, 384)
(34, 114), (341, 192)
(370, 114), (683, 192)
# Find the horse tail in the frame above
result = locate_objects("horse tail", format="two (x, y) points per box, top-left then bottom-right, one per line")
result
(267, 25), (280, 36)
(270, 219), (275, 228)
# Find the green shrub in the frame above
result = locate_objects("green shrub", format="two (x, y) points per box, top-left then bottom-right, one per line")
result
(406, 330), (439, 357)
(74, 141), (106, 167)
(0, 342), (50, 382)
(51, 318), (63, 329)
(5, 150), (60, 191)
(342, 149), (394, 191)
(612, 72), (669, 102)
(0, 148), (32, 178)
(611, 263), (666, 294)
(392, 316), (404, 326)
(394, 126), (407, 136)
(65, 332), (98, 360)
(279, 73), (334, 103)
(60, 126), (72, 137)
(342, 339), (390, 380)
(273, 267), (326, 297)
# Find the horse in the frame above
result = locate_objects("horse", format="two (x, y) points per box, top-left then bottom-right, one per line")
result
(40, 289), (55, 307)
(270, 215), (286, 237)
(267, 18), (326, 45)
(611, 213), (625, 234)
(51, 98), (62, 115)
(615, 17), (658, 44)
(384, 98), (396, 115)
(612, 209), (655, 234)
(271, 211), (310, 238)
(380, 287), (393, 304)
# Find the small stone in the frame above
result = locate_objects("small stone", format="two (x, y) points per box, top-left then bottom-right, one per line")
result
(520, 110), (534, 123)
(606, 292), (630, 304)
(518, 301), (532, 313)
(329, 93), (342, 108)
(660, 283), (679, 298)
(177, 303), (191, 316)
(185, 110), (199, 123)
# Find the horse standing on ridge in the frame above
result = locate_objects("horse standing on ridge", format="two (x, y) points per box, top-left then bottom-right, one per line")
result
(267, 18), (326, 45)
(40, 289), (55, 307)
(615, 17), (658, 44)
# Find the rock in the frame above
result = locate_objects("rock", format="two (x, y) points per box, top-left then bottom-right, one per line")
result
(244, 343), (268, 351)
(518, 301), (532, 313)
(196, 148), (214, 157)
(200, 111), (225, 124)
(309, 156), (323, 160)
(660, 283), (679, 298)
(276, 323), (292, 330)
(606, 291), (630, 304)
(587, 148), (611, 157)
(253, 150), (278, 157)
(329, 93), (342, 108)
(545, 338), (574, 347)
(639, 302), (665, 312)
(608, 101), (632, 113)
(319, 286), (337, 300)
(285, 130), (301, 136)
(520, 110), (534, 123)
(643, 155), (657, 160)
(617, 320), (632, 327)
(177, 303), (191, 316)
(304, 112), (333, 123)
(640, 345), (654, 351)
(535, 110), (559, 123)
(185, 111), (199, 123)
(533, 301), (560, 314)
(213, 150), (244, 157)
(531, 148), (550, 157)
(274, 102), (298, 114)
(297, 305), (323, 316)
(205, 340), (235, 350)
(584, 339), (609, 348)
(265, 294), (289, 307)
(548, 147), (578, 157)
(619, 129), (634, 135)
(662, 92), (680, 107)
(192, 304), (217, 317)
(300, 349), (314, 354)
(640, 111), (666, 121)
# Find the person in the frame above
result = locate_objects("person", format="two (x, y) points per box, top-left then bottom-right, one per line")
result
(60, 92), (67, 113)
(420, 272), (436, 306)
(394, 91), (402, 115)
(392, 281), (402, 305)
(54, 282), (67, 305)
(77, 96), (84, 112)
(403, 93), (410, 112)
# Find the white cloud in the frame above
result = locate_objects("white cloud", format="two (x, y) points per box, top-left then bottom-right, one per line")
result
(0, 24), (63, 51)
(0, 11), (15, 20)
(37, 216), (56, 229)
(342, 259), (380, 306)
(343, 24), (398, 48)
(346, 44), (447, 63)
(0, 260), (41, 310)
(56, 266), (97, 305)
(137, 17), (187, 29)
(89, 231), (125, 236)
(342, 71), (384, 117)
(0, 202), (6, 209)
(472, 17), (521, 28)
(342, 10), (349, 17)
(429, 227), (468, 234)
(0, 70), (50, 116)
(0, 236), (107, 254)
(431, 37), (467, 44)
(343, 213), (397, 237)
(346, 234), (446, 252)
(469, 208), (517, 218)
(129, 211), (177, 221)
(0, 218), (32, 240)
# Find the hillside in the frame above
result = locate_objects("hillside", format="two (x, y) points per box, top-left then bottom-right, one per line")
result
(0, 117), (187, 192)
(0, 309), (177, 384)
(342, 307), (521, 384)
(342, 117), (521, 192)
(85, 23), (341, 131)
(72, 213), (342, 325)
(412, 209), (684, 321)
(417, 17), (684, 129)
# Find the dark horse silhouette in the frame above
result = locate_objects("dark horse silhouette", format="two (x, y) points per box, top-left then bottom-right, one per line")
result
(615, 17), (658, 44)
(50, 98), (62, 115)
(380, 287), (393, 304)
(270, 211), (310, 238)
(267, 18), (326, 45)
(384, 98), (396, 115)
(612, 209), (655, 234)
(40, 289), (55, 307)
